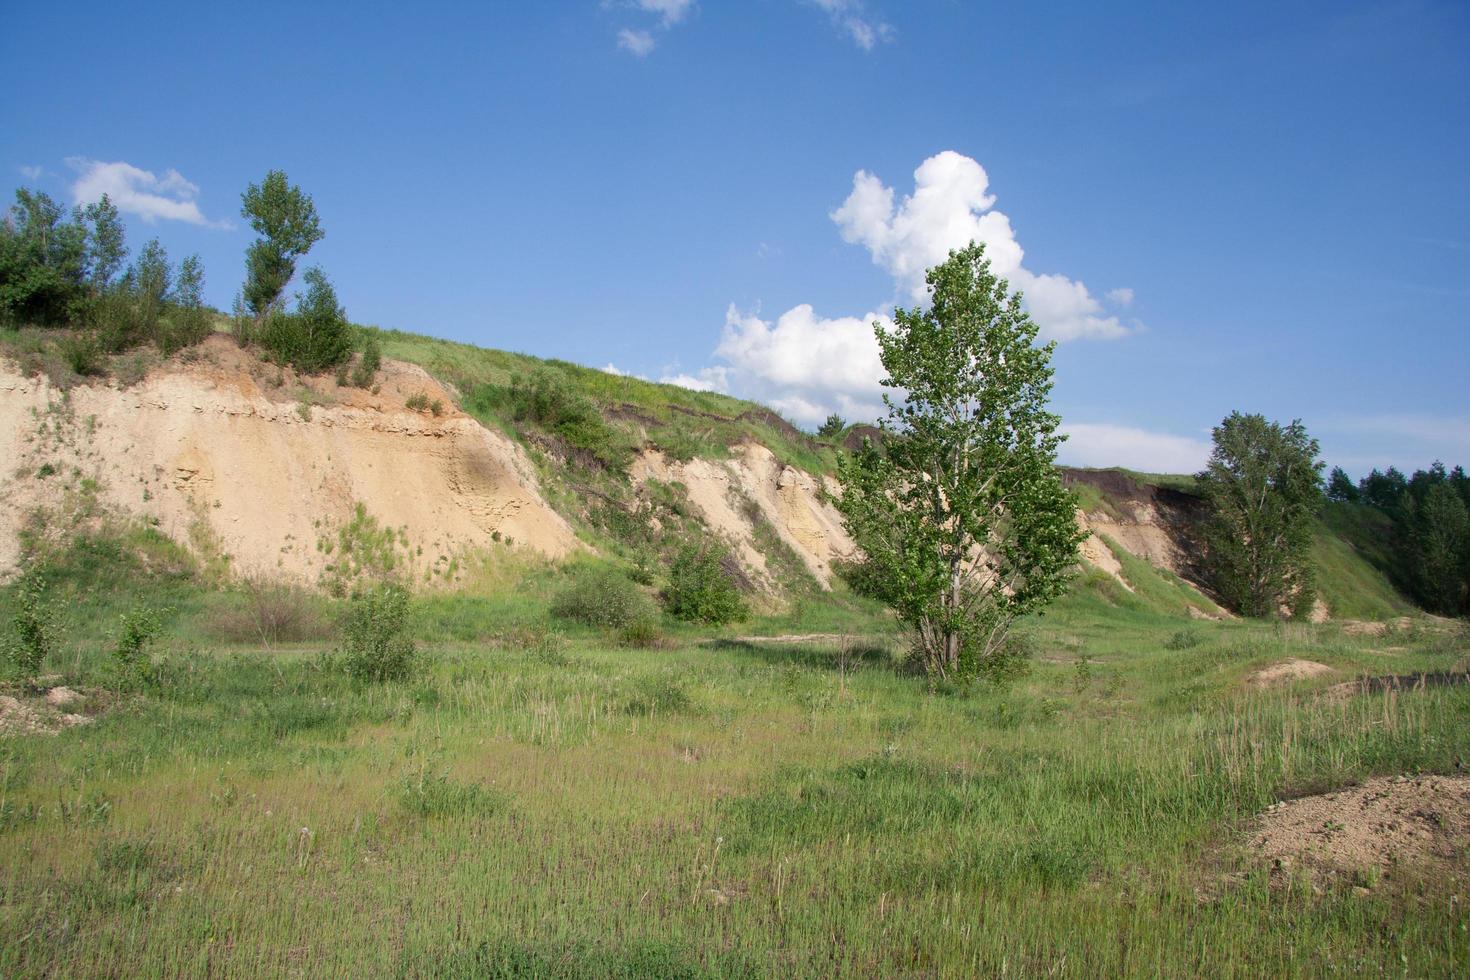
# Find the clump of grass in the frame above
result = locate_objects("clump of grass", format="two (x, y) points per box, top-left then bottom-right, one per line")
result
(623, 672), (691, 716)
(399, 769), (507, 819)
(1165, 628), (1203, 650)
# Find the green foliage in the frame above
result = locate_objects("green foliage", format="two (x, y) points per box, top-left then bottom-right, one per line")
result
(1404, 481), (1469, 615)
(113, 605), (165, 685)
(0, 189), (87, 326)
(4, 571), (56, 675)
(399, 769), (507, 819)
(1196, 413), (1324, 618)
(317, 503), (405, 598)
(405, 392), (430, 412)
(836, 242), (1083, 683)
(1165, 629), (1202, 651)
(471, 369), (633, 471)
(817, 412), (846, 438)
(340, 585), (418, 682)
(254, 267), (352, 373)
(663, 544), (747, 625)
(349, 334), (381, 388)
(550, 564), (658, 631)
(1325, 466), (1358, 503)
(239, 170), (324, 318)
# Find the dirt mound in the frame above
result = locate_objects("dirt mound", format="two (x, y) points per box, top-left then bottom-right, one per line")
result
(1249, 775), (1470, 886)
(0, 688), (93, 737)
(1246, 659), (1335, 688)
(0, 336), (579, 584)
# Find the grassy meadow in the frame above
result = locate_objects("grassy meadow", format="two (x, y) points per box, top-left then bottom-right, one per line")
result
(2, 535), (1468, 979)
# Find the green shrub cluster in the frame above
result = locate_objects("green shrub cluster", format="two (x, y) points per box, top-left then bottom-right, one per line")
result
(467, 369), (633, 471)
(663, 544), (747, 625)
(340, 585), (417, 682)
(3, 571), (56, 675)
(246, 267), (352, 373)
(113, 605), (166, 686)
(550, 564), (658, 632)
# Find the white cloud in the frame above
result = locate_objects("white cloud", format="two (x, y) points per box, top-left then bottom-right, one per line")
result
(811, 0), (894, 50)
(18, 165), (43, 181)
(66, 158), (227, 228)
(1106, 287), (1134, 307)
(1057, 423), (1210, 474)
(832, 151), (1130, 341)
(617, 28), (657, 56)
(658, 365), (729, 392)
(637, 0), (693, 26)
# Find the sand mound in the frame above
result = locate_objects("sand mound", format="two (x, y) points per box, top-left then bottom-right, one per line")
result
(1246, 659), (1335, 688)
(631, 444), (854, 590)
(1076, 517), (1132, 591)
(1250, 775), (1470, 886)
(0, 691), (92, 737)
(0, 336), (579, 585)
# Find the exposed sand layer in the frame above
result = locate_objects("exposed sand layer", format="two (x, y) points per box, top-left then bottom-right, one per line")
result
(1250, 775), (1470, 886)
(0, 337), (578, 585)
(631, 445), (855, 590)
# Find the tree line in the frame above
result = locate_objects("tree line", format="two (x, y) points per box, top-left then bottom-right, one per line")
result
(1327, 461), (1470, 616)
(0, 170), (377, 384)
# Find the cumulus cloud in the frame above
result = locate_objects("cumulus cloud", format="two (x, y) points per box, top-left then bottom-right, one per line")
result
(658, 365), (729, 393)
(832, 151), (1129, 341)
(1057, 423), (1210, 474)
(617, 28), (657, 56)
(1106, 287), (1134, 307)
(811, 0), (894, 50)
(67, 158), (227, 228)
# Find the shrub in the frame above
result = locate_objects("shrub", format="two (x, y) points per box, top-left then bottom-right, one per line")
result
(663, 544), (747, 625)
(4, 571), (56, 675)
(349, 334), (382, 388)
(341, 585), (417, 682)
(59, 331), (105, 376)
(1165, 629), (1202, 651)
(255, 268), (352, 374)
(204, 574), (331, 647)
(113, 605), (166, 685)
(616, 618), (663, 649)
(623, 672), (691, 716)
(550, 565), (658, 630)
(405, 392), (430, 412)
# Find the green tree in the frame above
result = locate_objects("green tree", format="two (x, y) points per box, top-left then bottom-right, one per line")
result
(1404, 482), (1469, 615)
(817, 413), (846, 438)
(0, 189), (88, 324)
(81, 194), (127, 288)
(663, 544), (747, 625)
(836, 242), (1083, 683)
(240, 170), (323, 318)
(1325, 466), (1358, 503)
(1196, 413), (1324, 618)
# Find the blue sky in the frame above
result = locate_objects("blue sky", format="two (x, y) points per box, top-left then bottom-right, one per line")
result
(3, 0), (1466, 475)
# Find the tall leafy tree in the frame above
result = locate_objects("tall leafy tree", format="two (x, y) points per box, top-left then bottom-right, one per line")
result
(1325, 466), (1358, 503)
(0, 189), (89, 324)
(1196, 413), (1324, 617)
(1403, 482), (1469, 615)
(81, 194), (127, 288)
(240, 170), (323, 318)
(836, 242), (1083, 683)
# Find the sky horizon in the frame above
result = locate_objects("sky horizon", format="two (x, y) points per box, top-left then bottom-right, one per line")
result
(3, 1), (1466, 477)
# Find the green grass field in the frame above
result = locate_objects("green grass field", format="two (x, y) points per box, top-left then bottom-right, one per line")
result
(2, 543), (1467, 978)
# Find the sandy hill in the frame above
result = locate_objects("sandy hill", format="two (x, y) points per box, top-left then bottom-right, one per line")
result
(0, 329), (1411, 620)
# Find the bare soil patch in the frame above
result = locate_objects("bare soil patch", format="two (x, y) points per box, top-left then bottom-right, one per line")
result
(1246, 658), (1334, 688)
(1249, 775), (1470, 888)
(0, 684), (95, 737)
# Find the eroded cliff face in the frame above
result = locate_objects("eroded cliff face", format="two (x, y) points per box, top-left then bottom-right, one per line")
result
(2, 339), (1232, 610)
(0, 336), (577, 585)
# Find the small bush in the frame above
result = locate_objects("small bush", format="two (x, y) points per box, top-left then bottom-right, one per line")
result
(663, 544), (747, 625)
(4, 571), (56, 675)
(204, 575), (331, 647)
(550, 565), (658, 630)
(405, 392), (430, 412)
(349, 335), (381, 388)
(616, 618), (663, 649)
(113, 605), (166, 685)
(59, 331), (105, 377)
(341, 585), (418, 682)
(1165, 629), (1202, 651)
